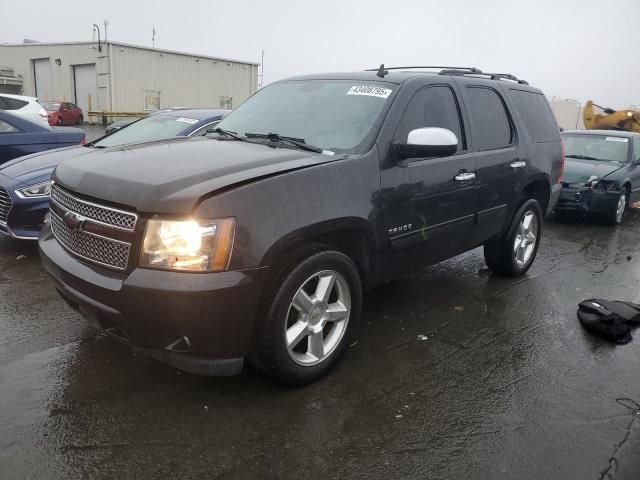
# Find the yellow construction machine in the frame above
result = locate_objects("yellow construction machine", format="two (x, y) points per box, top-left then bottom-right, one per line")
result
(583, 101), (640, 133)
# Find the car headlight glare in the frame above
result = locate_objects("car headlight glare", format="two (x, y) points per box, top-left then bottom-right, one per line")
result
(16, 181), (52, 198)
(141, 218), (235, 272)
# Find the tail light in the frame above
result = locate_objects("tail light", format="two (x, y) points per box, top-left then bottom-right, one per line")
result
(38, 108), (47, 119)
(79, 137), (86, 145)
(557, 140), (565, 184)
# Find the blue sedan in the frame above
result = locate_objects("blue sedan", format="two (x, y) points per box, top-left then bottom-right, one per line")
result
(0, 108), (229, 240)
(0, 110), (85, 165)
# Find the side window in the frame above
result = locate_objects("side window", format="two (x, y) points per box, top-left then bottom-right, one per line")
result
(466, 87), (513, 150)
(0, 97), (6, 109)
(1, 97), (28, 110)
(0, 119), (19, 133)
(395, 85), (465, 151)
(510, 90), (560, 143)
(635, 137), (640, 163)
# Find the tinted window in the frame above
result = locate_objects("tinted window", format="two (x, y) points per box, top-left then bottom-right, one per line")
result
(394, 85), (465, 151)
(0, 96), (28, 110)
(510, 90), (560, 142)
(0, 119), (19, 133)
(634, 136), (640, 162)
(466, 87), (512, 150)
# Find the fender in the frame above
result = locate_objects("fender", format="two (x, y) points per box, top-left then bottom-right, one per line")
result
(260, 216), (377, 269)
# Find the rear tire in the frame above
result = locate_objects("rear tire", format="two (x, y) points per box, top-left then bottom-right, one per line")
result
(607, 190), (627, 225)
(251, 249), (362, 385)
(484, 198), (543, 277)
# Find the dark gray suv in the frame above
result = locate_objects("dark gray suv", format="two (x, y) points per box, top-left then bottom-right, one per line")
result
(39, 66), (563, 384)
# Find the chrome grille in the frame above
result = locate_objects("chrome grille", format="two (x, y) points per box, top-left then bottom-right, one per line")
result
(51, 184), (137, 231)
(50, 210), (131, 270)
(0, 187), (11, 224)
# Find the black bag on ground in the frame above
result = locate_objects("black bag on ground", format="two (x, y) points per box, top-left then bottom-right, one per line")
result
(577, 299), (640, 344)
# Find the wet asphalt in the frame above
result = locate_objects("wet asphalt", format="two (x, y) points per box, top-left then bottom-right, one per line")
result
(2, 206), (640, 479)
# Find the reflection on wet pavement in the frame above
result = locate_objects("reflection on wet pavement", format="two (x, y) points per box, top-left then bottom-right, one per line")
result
(2, 211), (640, 478)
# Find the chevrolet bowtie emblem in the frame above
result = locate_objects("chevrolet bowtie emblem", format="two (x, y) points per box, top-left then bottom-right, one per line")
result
(63, 211), (87, 232)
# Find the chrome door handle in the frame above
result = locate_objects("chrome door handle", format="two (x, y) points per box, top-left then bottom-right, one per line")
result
(510, 160), (527, 169)
(454, 172), (476, 182)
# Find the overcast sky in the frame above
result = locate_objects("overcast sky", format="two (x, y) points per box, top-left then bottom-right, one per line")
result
(1, 0), (638, 108)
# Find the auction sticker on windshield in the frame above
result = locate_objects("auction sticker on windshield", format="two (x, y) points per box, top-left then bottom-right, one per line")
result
(346, 85), (392, 99)
(605, 137), (628, 142)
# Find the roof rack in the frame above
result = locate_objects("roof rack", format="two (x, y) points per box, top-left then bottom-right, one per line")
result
(441, 69), (529, 85)
(365, 64), (528, 84)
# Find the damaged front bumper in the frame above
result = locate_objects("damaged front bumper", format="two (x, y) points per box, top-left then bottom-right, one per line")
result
(555, 185), (620, 214)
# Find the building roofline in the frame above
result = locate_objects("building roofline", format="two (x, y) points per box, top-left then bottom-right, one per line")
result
(0, 40), (260, 66)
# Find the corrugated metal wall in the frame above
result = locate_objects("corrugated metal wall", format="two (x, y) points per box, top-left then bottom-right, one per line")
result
(0, 44), (107, 108)
(0, 43), (258, 114)
(110, 44), (256, 112)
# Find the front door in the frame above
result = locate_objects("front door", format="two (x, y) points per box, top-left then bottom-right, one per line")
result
(378, 84), (477, 273)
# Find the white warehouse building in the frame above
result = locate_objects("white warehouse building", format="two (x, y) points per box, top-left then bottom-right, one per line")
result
(0, 41), (259, 119)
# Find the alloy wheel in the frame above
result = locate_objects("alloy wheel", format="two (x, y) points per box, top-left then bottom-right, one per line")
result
(514, 211), (538, 266)
(285, 270), (351, 366)
(616, 193), (626, 224)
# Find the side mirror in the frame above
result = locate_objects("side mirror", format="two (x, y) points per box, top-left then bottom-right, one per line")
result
(394, 127), (458, 161)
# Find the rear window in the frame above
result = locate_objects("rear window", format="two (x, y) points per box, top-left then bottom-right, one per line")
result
(40, 101), (61, 111)
(0, 96), (28, 110)
(466, 87), (513, 150)
(510, 90), (560, 143)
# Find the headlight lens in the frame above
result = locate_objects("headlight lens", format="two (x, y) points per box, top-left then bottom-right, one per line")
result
(16, 181), (52, 198)
(141, 218), (235, 272)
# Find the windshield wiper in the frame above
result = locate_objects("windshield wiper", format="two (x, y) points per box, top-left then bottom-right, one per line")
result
(565, 154), (604, 161)
(245, 132), (323, 153)
(207, 127), (246, 142)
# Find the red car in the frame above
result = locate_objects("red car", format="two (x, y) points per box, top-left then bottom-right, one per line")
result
(40, 101), (83, 126)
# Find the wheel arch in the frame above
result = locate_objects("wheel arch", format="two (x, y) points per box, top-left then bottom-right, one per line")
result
(260, 217), (377, 284)
(520, 175), (551, 214)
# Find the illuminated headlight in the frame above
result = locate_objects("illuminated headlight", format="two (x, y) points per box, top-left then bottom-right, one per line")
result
(141, 218), (235, 272)
(16, 181), (52, 198)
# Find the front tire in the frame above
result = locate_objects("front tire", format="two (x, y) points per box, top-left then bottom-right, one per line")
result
(56, 117), (63, 126)
(252, 250), (362, 385)
(608, 190), (627, 225)
(484, 198), (543, 277)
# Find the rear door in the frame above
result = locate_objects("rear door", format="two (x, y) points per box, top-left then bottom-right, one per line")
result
(459, 84), (519, 245)
(0, 118), (46, 164)
(379, 83), (477, 267)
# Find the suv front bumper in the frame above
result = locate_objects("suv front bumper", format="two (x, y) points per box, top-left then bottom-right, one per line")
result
(39, 226), (268, 376)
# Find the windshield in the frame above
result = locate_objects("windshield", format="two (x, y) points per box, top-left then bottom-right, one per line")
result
(94, 115), (199, 148)
(40, 101), (60, 111)
(216, 80), (396, 154)
(562, 134), (630, 163)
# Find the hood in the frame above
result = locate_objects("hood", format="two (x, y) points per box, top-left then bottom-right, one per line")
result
(54, 137), (341, 214)
(0, 146), (89, 186)
(562, 158), (624, 184)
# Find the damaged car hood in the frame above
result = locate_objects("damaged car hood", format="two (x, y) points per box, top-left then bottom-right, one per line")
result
(53, 137), (341, 214)
(562, 158), (625, 184)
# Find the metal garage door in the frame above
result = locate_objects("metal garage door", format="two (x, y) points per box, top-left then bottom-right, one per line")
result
(73, 64), (97, 118)
(33, 58), (52, 101)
